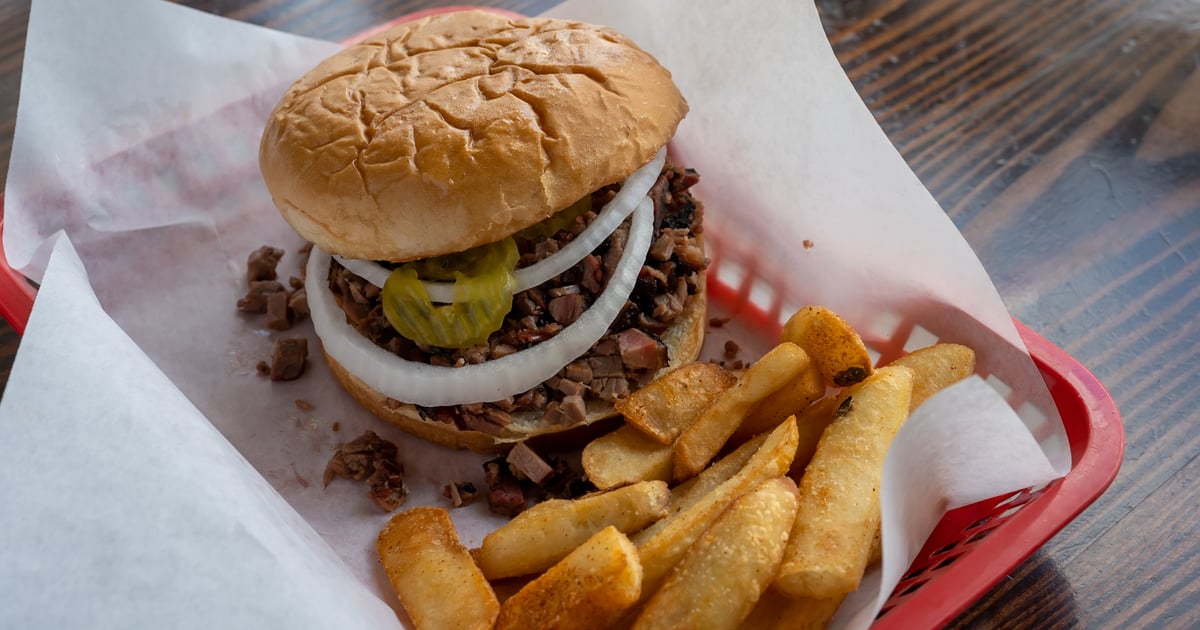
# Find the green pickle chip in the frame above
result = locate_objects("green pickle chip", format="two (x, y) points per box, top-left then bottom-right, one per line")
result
(381, 237), (519, 348)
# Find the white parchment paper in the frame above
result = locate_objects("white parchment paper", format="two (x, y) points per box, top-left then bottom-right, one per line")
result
(0, 0), (1066, 627)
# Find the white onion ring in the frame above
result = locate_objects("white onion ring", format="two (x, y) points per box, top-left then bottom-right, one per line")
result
(334, 147), (666, 302)
(307, 195), (655, 406)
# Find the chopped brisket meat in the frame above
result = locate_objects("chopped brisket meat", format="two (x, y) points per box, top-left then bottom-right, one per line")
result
(288, 289), (309, 319)
(325, 159), (707, 425)
(267, 337), (307, 381)
(265, 291), (292, 331)
(246, 246), (284, 282)
(506, 442), (555, 485)
(548, 293), (586, 325)
(618, 328), (667, 372)
(237, 280), (285, 313)
(324, 431), (408, 512)
(484, 459), (527, 516)
(649, 233), (676, 262)
(366, 458), (408, 512)
(563, 360), (593, 384)
(559, 394), (588, 424)
(442, 481), (479, 507)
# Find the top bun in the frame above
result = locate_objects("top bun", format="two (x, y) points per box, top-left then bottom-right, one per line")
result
(260, 10), (688, 262)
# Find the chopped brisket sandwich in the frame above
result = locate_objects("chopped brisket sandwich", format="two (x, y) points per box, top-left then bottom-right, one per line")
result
(259, 10), (707, 452)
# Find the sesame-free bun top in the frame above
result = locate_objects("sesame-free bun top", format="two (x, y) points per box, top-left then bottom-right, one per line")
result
(260, 10), (688, 262)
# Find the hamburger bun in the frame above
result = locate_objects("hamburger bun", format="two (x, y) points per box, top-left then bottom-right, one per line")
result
(260, 10), (688, 262)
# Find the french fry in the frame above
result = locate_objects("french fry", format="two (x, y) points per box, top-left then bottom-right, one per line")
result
(733, 357), (825, 443)
(494, 526), (642, 630)
(377, 507), (499, 630)
(659, 431), (769, 532)
(889, 343), (976, 410)
(786, 394), (845, 480)
(740, 589), (846, 630)
(781, 305), (873, 387)
(616, 362), (737, 444)
(672, 343), (809, 480)
(774, 365), (914, 600)
(633, 477), (800, 630)
(636, 417), (799, 598)
(582, 425), (673, 490)
(477, 480), (670, 580)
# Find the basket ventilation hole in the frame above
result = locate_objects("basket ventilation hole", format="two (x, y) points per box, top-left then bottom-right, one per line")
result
(868, 309), (903, 341)
(748, 278), (775, 313)
(932, 541), (959, 557)
(934, 555), (958, 571)
(966, 516), (994, 531)
(967, 529), (993, 544)
(715, 257), (746, 291)
(902, 324), (940, 352)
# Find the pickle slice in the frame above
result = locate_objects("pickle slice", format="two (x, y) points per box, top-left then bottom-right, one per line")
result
(381, 238), (519, 349)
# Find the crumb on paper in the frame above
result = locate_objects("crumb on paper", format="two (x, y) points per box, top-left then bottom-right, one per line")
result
(723, 339), (740, 360)
(506, 442), (555, 485)
(324, 431), (409, 512)
(291, 463), (311, 489)
(331, 421), (341, 432)
(267, 337), (307, 381)
(237, 244), (311, 334)
(294, 399), (314, 411)
(803, 239), (814, 249)
(483, 448), (595, 517)
(246, 245), (284, 282)
(442, 481), (480, 508)
(708, 316), (731, 328)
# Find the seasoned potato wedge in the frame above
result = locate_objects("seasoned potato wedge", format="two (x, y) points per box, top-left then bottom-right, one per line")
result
(377, 507), (498, 630)
(477, 480), (670, 580)
(494, 526), (642, 630)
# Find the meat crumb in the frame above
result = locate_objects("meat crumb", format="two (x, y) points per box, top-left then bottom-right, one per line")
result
(708, 316), (731, 328)
(484, 459), (527, 516)
(246, 245), (284, 282)
(331, 421), (341, 432)
(268, 337), (307, 381)
(506, 442), (555, 485)
(294, 399), (314, 411)
(442, 481), (479, 508)
(324, 431), (408, 512)
(237, 280), (285, 314)
(265, 291), (292, 331)
(724, 339), (740, 360)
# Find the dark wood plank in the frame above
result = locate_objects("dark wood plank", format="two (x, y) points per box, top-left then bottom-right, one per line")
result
(819, 0), (1200, 626)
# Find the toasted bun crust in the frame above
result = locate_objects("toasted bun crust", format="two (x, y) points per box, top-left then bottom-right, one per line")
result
(260, 10), (688, 262)
(323, 278), (708, 453)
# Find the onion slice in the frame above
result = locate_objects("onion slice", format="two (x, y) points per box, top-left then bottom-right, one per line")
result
(334, 147), (666, 303)
(307, 195), (656, 406)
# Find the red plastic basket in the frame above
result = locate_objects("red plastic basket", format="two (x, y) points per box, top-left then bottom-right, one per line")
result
(0, 7), (1123, 627)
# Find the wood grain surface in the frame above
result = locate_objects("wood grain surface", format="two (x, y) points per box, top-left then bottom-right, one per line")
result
(2, 0), (1197, 627)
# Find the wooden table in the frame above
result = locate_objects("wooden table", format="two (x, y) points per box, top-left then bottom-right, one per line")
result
(1, 0), (1196, 627)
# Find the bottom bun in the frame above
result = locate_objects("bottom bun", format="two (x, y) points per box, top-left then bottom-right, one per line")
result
(323, 278), (708, 453)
